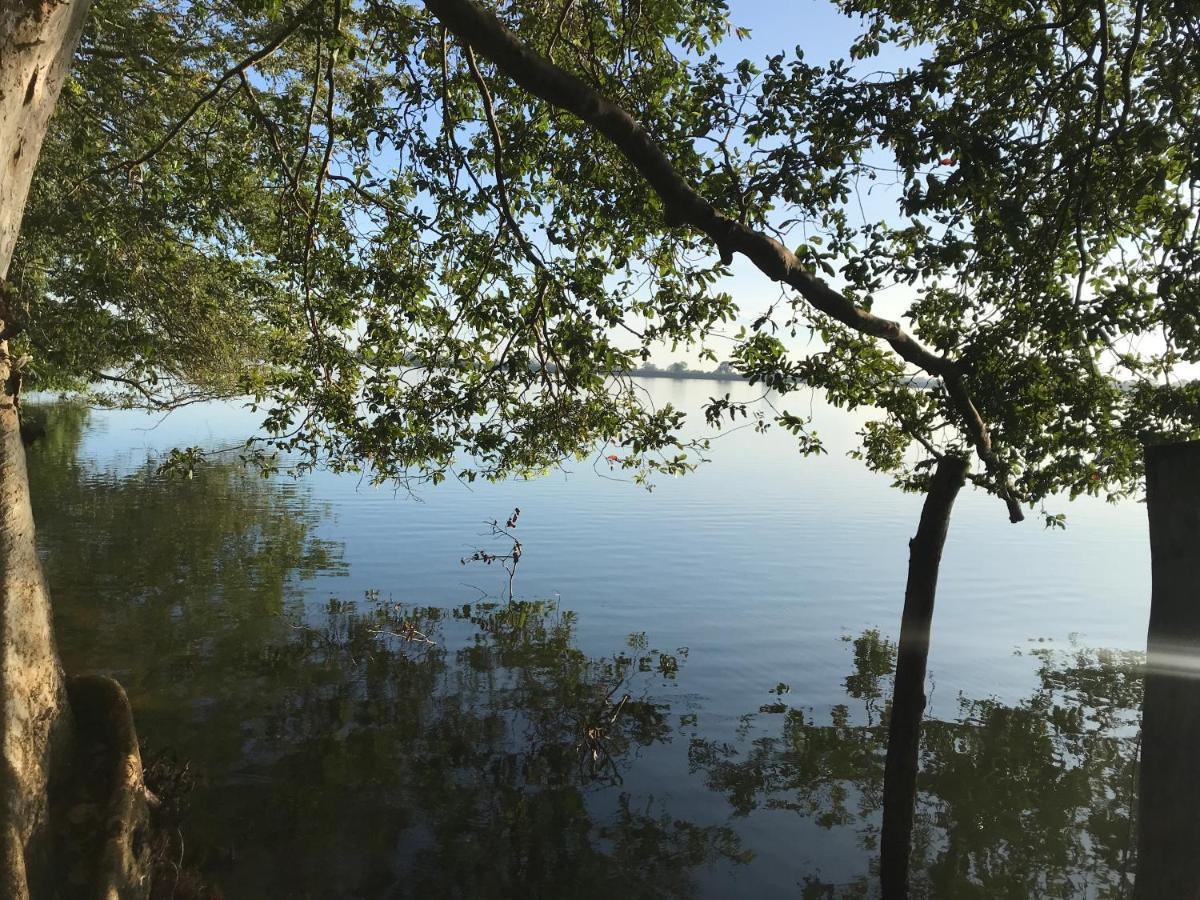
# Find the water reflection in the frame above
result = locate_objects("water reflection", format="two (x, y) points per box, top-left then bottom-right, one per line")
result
(689, 630), (1141, 898)
(27, 404), (747, 897)
(190, 597), (749, 897)
(26, 402), (1158, 897)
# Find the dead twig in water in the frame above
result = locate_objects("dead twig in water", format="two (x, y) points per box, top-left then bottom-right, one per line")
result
(577, 692), (630, 784)
(461, 508), (523, 602)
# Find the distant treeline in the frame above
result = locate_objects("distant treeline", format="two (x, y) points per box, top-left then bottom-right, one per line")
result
(531, 359), (944, 388)
(626, 363), (743, 381)
(624, 365), (940, 389)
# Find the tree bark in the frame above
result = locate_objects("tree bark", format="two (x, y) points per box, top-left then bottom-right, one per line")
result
(1, 0), (92, 895)
(1135, 441), (1200, 899)
(0, 356), (71, 899)
(1, 0), (92, 278)
(880, 456), (968, 900)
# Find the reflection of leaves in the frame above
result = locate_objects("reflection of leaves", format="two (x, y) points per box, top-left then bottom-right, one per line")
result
(843, 629), (894, 703)
(691, 633), (1141, 898)
(28, 403), (346, 688)
(31, 405), (747, 897)
(210, 595), (745, 897)
(799, 874), (873, 899)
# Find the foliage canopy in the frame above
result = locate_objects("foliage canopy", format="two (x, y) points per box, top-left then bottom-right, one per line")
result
(11, 0), (1200, 515)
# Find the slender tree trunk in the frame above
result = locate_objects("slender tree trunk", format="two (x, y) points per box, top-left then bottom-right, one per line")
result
(1, 1), (92, 895)
(1135, 441), (1200, 900)
(880, 456), (968, 900)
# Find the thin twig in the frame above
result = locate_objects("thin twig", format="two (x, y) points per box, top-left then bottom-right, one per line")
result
(547, 0), (577, 59)
(463, 43), (542, 270)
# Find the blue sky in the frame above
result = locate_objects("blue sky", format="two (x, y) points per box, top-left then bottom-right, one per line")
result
(650, 0), (925, 365)
(725, 0), (875, 57)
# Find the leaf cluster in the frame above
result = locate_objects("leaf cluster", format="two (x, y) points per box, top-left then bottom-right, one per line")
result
(14, 0), (1200, 509)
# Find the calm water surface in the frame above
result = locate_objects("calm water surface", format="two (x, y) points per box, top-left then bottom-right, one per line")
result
(27, 379), (1149, 898)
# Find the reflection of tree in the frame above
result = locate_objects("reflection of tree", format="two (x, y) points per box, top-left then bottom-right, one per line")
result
(26, 402), (344, 693)
(27, 405), (747, 897)
(212, 598), (748, 898)
(690, 631), (1141, 899)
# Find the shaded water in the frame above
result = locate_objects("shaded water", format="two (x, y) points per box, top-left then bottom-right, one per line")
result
(27, 380), (1150, 897)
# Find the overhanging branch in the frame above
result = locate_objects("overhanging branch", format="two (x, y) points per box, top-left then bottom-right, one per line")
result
(423, 0), (1025, 522)
(91, 0), (320, 179)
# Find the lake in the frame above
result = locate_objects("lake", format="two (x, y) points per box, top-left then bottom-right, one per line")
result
(27, 378), (1150, 898)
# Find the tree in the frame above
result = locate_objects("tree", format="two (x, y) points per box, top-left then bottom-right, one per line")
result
(413, 5), (1196, 894)
(1136, 441), (1200, 898)
(3, 0), (741, 890)
(2, 3), (93, 894)
(423, 0), (1198, 511)
(879, 456), (966, 897)
(2, 0), (1197, 891)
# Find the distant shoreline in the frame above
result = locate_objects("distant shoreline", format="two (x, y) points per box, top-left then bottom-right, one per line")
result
(624, 369), (743, 381)
(623, 370), (940, 388)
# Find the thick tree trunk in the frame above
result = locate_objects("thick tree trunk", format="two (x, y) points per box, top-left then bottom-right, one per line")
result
(1, 0), (91, 275)
(0, 393), (72, 899)
(1135, 441), (1200, 899)
(1, 1), (92, 895)
(880, 456), (968, 900)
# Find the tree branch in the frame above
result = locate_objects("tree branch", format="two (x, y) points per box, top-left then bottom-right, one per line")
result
(237, 71), (309, 220)
(462, 43), (542, 269)
(423, 0), (1024, 522)
(301, 0), (341, 384)
(98, 0), (319, 177)
(89, 371), (234, 410)
(547, 0), (577, 59)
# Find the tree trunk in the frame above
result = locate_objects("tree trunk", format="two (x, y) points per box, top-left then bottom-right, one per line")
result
(1, 1), (92, 895)
(1135, 441), (1200, 899)
(880, 456), (969, 900)
(1, 0), (92, 275)
(0, 393), (72, 899)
